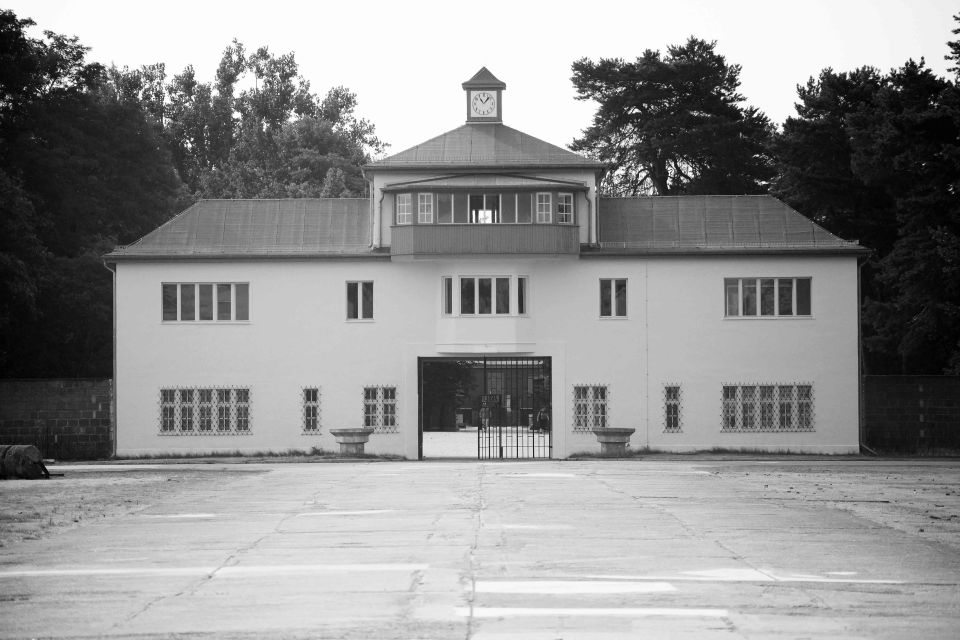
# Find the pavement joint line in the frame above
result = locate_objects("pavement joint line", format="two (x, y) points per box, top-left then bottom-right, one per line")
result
(0, 563), (430, 578)
(475, 580), (677, 594)
(140, 513), (216, 519)
(295, 509), (398, 516)
(582, 573), (907, 585)
(457, 607), (730, 618)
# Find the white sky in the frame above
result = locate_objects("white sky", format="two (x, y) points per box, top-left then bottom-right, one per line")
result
(8, 0), (956, 156)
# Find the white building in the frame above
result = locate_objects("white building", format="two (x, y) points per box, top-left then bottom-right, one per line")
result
(106, 68), (868, 459)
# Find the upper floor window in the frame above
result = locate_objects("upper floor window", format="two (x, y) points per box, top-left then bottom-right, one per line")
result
(162, 283), (248, 322)
(346, 281), (374, 320)
(470, 194), (500, 224)
(557, 193), (574, 224)
(599, 278), (627, 318)
(725, 278), (811, 317)
(536, 193), (552, 223)
(396, 193), (412, 225)
(442, 276), (528, 317)
(418, 193), (434, 224)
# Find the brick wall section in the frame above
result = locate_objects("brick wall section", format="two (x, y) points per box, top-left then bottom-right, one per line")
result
(0, 379), (113, 460)
(863, 376), (960, 452)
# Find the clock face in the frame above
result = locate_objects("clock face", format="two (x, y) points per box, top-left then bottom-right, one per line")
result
(470, 90), (497, 117)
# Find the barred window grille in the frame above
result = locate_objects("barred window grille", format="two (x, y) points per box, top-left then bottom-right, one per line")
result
(573, 384), (608, 432)
(302, 387), (321, 433)
(664, 384), (682, 433)
(721, 383), (814, 432)
(363, 386), (398, 433)
(158, 387), (252, 435)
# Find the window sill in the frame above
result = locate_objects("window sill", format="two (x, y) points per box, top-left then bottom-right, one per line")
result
(161, 321), (251, 325)
(723, 315), (814, 321)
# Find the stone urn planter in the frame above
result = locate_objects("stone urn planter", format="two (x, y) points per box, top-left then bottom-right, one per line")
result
(329, 428), (375, 456)
(591, 427), (636, 457)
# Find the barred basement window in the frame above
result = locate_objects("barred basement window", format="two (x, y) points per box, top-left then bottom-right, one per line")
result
(664, 385), (682, 433)
(573, 384), (608, 432)
(721, 383), (814, 432)
(158, 387), (252, 435)
(302, 387), (320, 433)
(363, 386), (398, 433)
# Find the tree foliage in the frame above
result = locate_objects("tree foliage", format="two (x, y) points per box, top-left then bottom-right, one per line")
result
(775, 29), (960, 374)
(0, 10), (386, 377)
(0, 10), (187, 377)
(112, 40), (387, 198)
(571, 38), (774, 196)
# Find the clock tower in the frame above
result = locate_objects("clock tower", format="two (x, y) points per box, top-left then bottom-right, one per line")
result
(463, 67), (505, 123)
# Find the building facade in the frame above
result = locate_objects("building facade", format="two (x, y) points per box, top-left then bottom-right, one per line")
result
(106, 69), (868, 459)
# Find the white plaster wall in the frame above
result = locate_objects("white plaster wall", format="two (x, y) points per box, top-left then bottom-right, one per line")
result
(115, 253), (860, 458)
(641, 255), (860, 453)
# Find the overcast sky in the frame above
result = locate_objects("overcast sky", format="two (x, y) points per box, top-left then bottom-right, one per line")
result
(8, 0), (956, 156)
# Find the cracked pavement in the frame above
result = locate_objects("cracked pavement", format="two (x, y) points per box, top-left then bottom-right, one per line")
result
(1, 458), (959, 639)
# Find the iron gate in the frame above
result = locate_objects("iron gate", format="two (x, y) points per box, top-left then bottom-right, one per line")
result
(475, 357), (551, 459)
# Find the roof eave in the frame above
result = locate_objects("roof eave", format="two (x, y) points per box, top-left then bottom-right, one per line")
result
(104, 251), (390, 262)
(582, 246), (871, 257)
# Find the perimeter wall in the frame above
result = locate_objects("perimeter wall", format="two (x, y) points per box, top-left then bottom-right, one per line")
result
(0, 379), (113, 460)
(862, 376), (960, 452)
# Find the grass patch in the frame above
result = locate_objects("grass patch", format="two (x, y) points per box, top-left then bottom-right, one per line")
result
(111, 447), (405, 462)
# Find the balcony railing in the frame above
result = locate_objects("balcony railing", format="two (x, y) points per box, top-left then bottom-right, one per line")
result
(390, 224), (579, 257)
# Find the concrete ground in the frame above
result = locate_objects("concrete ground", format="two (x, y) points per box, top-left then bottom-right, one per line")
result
(1, 457), (959, 639)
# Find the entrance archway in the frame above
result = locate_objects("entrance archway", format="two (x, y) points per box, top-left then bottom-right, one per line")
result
(418, 357), (552, 460)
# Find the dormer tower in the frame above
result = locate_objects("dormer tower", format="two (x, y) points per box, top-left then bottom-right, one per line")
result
(463, 67), (505, 123)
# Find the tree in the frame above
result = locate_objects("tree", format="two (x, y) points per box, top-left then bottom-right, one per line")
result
(775, 47), (960, 373)
(0, 9), (187, 377)
(571, 38), (774, 196)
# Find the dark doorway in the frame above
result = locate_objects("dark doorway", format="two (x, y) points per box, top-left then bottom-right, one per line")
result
(418, 356), (552, 460)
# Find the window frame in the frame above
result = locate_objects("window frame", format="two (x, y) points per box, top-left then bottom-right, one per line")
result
(599, 278), (628, 318)
(162, 282), (249, 323)
(724, 277), (812, 318)
(346, 280), (374, 321)
(573, 384), (609, 432)
(418, 193), (434, 224)
(557, 192), (574, 224)
(363, 385), (398, 433)
(396, 193), (413, 225)
(446, 275), (527, 317)
(535, 192), (552, 224)
(302, 387), (321, 434)
(663, 384), (682, 433)
(721, 383), (815, 432)
(158, 386), (252, 435)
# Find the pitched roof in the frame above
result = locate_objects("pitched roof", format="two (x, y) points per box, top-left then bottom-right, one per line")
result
(462, 67), (506, 89)
(105, 199), (377, 260)
(380, 173), (589, 192)
(596, 195), (868, 255)
(366, 123), (603, 171)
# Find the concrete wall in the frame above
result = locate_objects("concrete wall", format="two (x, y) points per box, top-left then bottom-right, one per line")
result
(114, 252), (860, 458)
(0, 379), (113, 459)
(863, 376), (960, 452)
